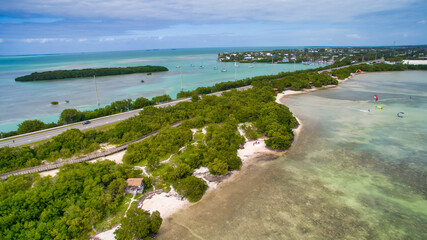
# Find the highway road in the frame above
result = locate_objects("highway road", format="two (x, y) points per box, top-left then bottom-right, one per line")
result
(318, 60), (378, 74)
(0, 86), (252, 148)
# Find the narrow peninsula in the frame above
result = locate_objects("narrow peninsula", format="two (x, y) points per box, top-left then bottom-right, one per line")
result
(15, 65), (168, 81)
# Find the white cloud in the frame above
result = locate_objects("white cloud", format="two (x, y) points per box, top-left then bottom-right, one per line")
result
(158, 36), (164, 40)
(417, 20), (426, 24)
(0, 0), (417, 24)
(0, 38), (3, 43)
(346, 34), (361, 39)
(23, 38), (71, 43)
(78, 38), (88, 42)
(99, 37), (115, 42)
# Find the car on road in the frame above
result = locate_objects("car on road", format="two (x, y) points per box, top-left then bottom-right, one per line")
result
(82, 120), (91, 125)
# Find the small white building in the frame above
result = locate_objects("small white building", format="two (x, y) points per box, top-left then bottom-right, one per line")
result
(403, 60), (427, 65)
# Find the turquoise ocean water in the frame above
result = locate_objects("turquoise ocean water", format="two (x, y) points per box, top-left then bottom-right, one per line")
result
(0, 47), (317, 132)
(157, 71), (427, 239)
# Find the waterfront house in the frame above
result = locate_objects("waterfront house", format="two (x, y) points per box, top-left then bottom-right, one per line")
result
(126, 178), (144, 193)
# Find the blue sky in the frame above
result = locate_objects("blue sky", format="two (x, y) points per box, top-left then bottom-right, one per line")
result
(0, 0), (426, 55)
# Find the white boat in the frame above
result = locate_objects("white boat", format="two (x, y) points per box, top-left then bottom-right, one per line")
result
(220, 68), (227, 72)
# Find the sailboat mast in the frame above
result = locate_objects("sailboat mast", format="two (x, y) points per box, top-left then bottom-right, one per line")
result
(271, 57), (273, 74)
(94, 75), (100, 106)
(234, 61), (237, 81)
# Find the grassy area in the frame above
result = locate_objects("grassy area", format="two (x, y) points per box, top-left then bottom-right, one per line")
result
(82, 121), (121, 133)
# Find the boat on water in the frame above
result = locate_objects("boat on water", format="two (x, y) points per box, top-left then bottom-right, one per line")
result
(220, 68), (227, 72)
(249, 65), (254, 68)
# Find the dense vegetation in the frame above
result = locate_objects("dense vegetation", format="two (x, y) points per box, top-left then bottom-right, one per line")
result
(0, 161), (141, 239)
(0, 86), (299, 239)
(0, 96), (157, 138)
(0, 104), (190, 174)
(114, 208), (162, 240)
(330, 63), (427, 79)
(58, 96), (156, 124)
(15, 65), (168, 81)
(121, 87), (297, 201)
(0, 128), (107, 173)
(177, 69), (337, 98)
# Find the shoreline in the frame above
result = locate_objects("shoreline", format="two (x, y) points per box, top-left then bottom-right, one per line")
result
(94, 79), (348, 240)
(93, 79), (357, 240)
(142, 80), (359, 221)
(130, 97), (306, 228)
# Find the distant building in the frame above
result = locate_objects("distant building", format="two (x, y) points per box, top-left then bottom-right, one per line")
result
(282, 57), (289, 62)
(403, 60), (427, 65)
(126, 178), (144, 194)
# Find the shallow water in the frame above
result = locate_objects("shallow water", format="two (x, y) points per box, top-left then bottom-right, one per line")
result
(157, 71), (427, 239)
(0, 47), (318, 132)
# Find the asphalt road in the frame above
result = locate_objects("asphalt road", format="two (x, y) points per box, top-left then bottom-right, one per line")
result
(0, 86), (252, 148)
(317, 60), (378, 74)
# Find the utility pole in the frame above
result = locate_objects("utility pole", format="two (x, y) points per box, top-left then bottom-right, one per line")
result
(94, 75), (100, 106)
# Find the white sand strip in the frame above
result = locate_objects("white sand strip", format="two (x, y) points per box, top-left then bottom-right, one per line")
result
(139, 189), (190, 219)
(39, 169), (59, 178)
(94, 225), (119, 240)
(89, 150), (126, 164)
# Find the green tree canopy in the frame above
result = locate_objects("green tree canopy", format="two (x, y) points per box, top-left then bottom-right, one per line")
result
(114, 208), (162, 240)
(59, 108), (82, 124)
(17, 120), (46, 134)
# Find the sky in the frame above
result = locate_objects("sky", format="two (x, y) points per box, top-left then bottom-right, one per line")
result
(0, 0), (426, 55)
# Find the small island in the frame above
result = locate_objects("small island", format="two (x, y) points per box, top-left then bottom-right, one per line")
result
(15, 65), (168, 81)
